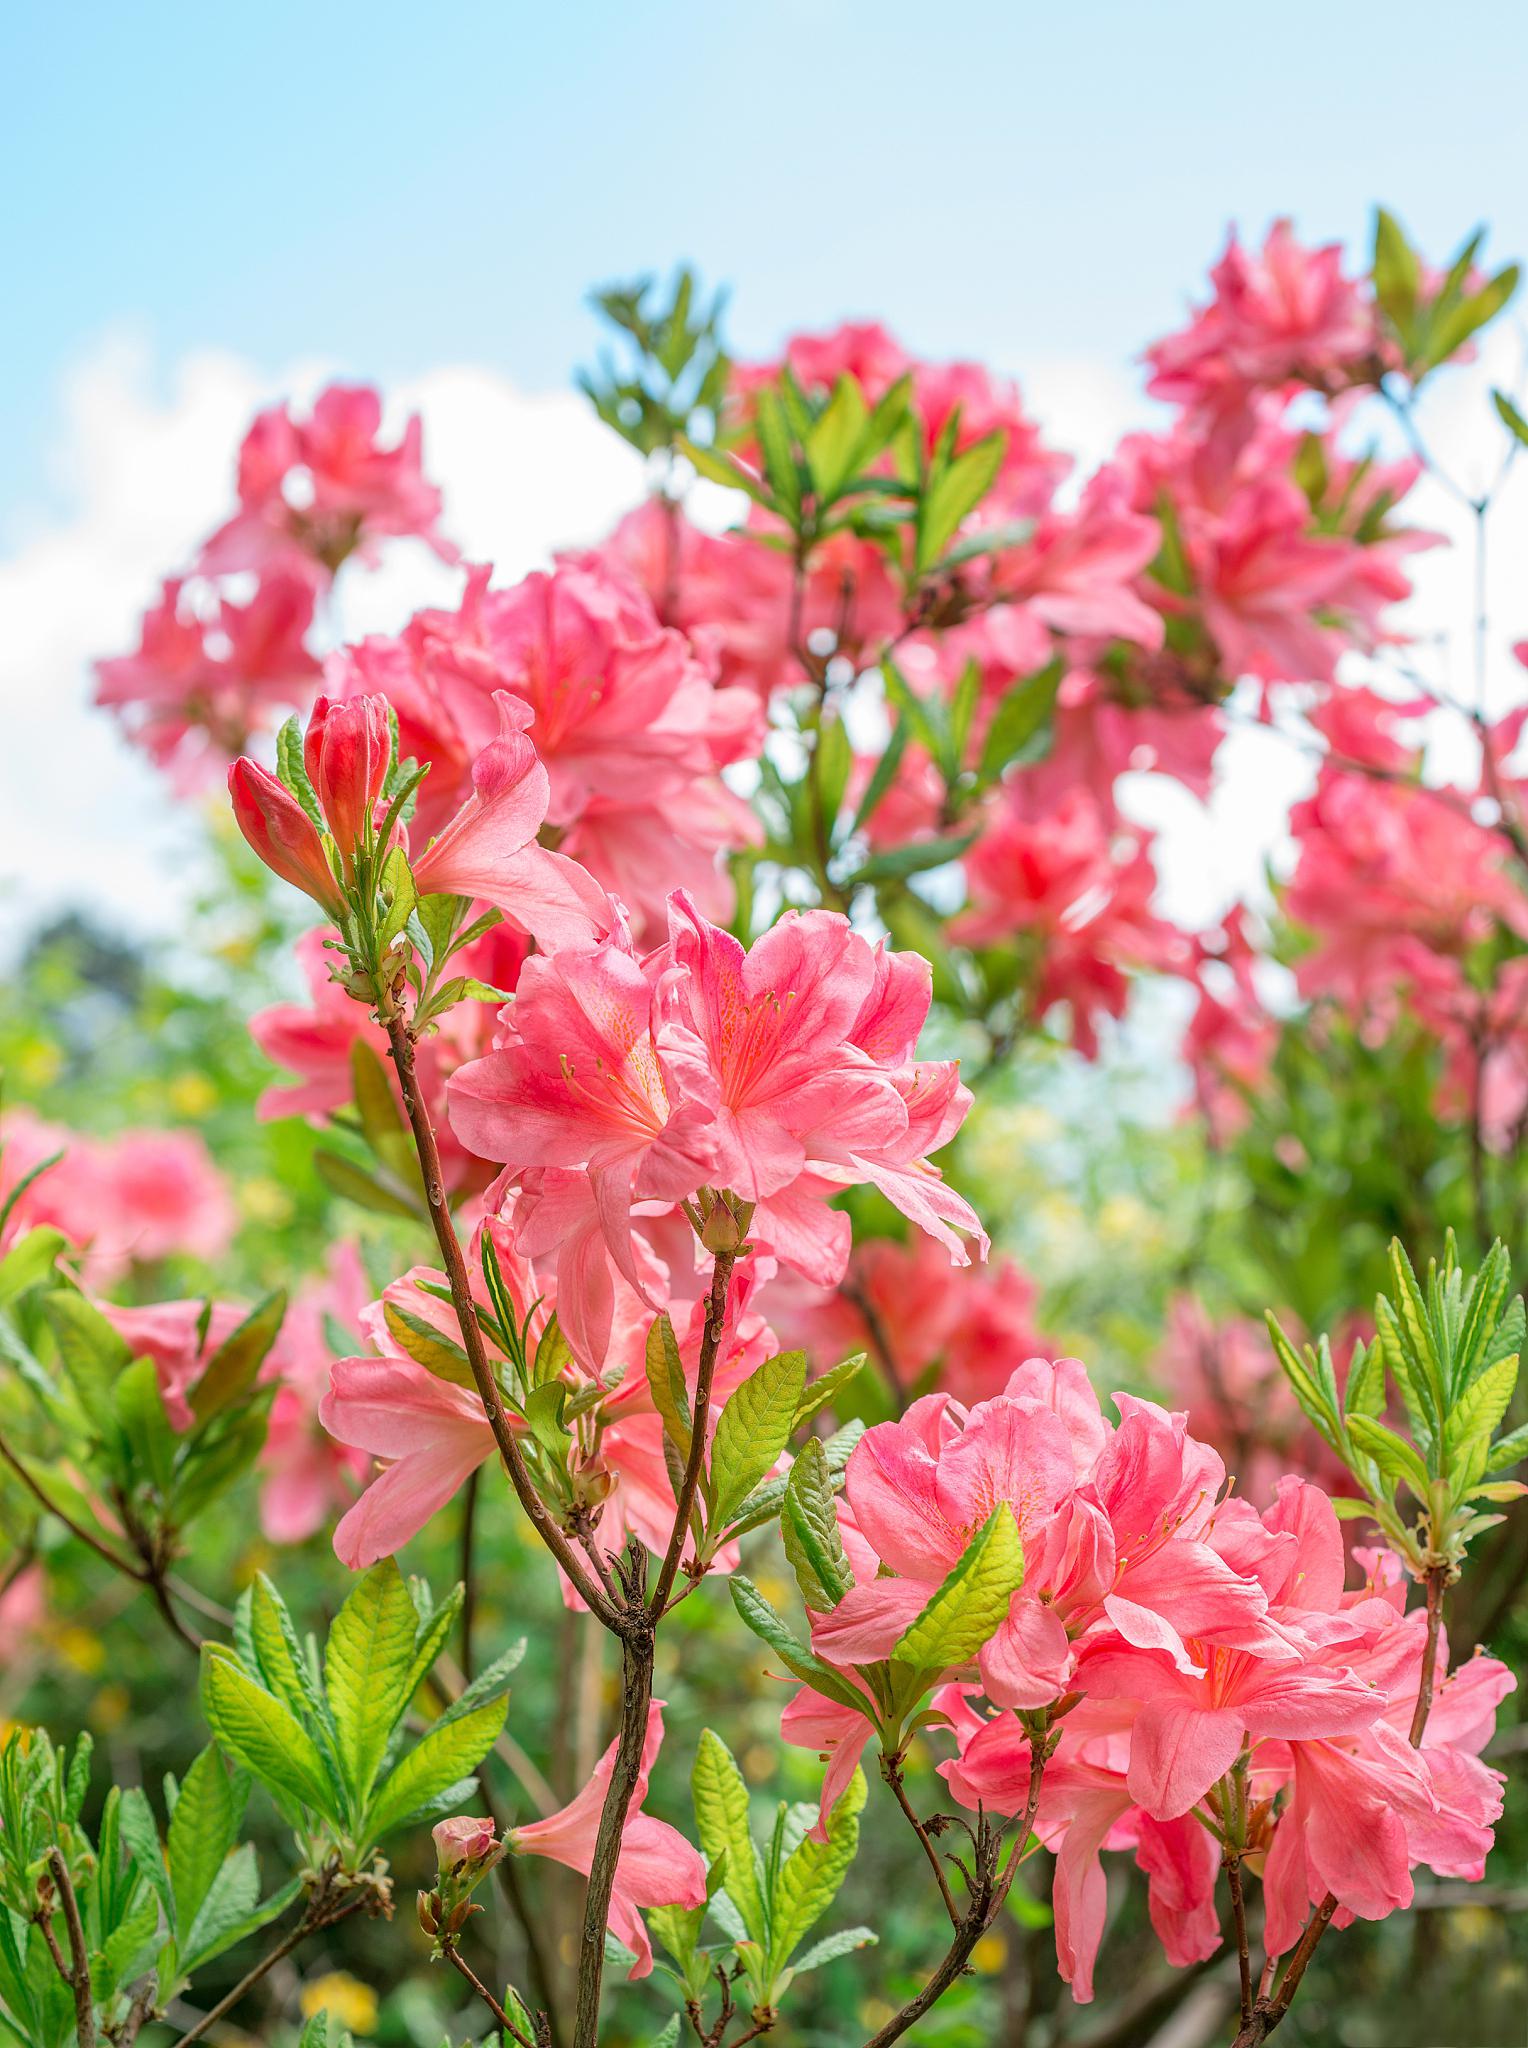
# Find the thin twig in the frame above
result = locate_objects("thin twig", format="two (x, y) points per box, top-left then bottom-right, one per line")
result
(459, 1466), (481, 1682)
(442, 1936), (536, 2048)
(0, 1431), (147, 1582)
(1224, 1853), (1252, 2030)
(383, 1013), (620, 1627)
(881, 1752), (960, 1928)
(170, 1891), (364, 2046)
(651, 1248), (735, 1615)
(47, 1851), (96, 2048)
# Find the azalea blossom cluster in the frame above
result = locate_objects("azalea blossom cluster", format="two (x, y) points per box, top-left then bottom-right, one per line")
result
(778, 1361), (1513, 2002)
(95, 385), (451, 783)
(0, 1106), (234, 1280)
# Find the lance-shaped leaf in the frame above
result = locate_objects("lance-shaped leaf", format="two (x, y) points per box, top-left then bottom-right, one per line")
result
(767, 1764), (866, 1974)
(383, 1299), (474, 1387)
(729, 1576), (869, 1713)
(691, 1731), (767, 1945)
(892, 1504), (1024, 1678)
(189, 1291), (287, 1423)
(200, 1648), (339, 1822)
(325, 1559), (422, 1808)
(363, 1695), (507, 1844)
(646, 1311), (692, 1455)
(782, 1439), (853, 1612)
(915, 428), (1007, 574)
(709, 1350), (808, 1528)
(166, 1746), (237, 1939)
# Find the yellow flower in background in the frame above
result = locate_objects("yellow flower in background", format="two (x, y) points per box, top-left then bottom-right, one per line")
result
(971, 1931), (1007, 1974)
(300, 1973), (377, 2035)
(50, 1625), (105, 1676)
(168, 1072), (218, 1119)
(240, 1177), (294, 1227)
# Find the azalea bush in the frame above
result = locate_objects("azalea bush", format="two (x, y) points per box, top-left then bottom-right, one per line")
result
(3, 209), (1528, 2048)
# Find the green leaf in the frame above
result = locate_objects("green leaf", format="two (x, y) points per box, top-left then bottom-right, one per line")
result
(166, 1746), (236, 1937)
(846, 829), (978, 886)
(916, 429), (1007, 575)
(1486, 1421), (1528, 1473)
(363, 1696), (507, 1843)
(782, 1439), (853, 1612)
(378, 844), (419, 950)
(1343, 1338), (1385, 1420)
(200, 1647), (338, 1821)
(768, 1765), (865, 1973)
(383, 1299), (474, 1386)
(709, 1350), (808, 1528)
(729, 1419), (864, 1536)
(1346, 1415), (1432, 1500)
(117, 1787), (173, 1928)
(189, 1291), (286, 1423)
(794, 1355), (865, 1431)
(276, 716), (325, 829)
(0, 1227), (65, 1308)
(249, 1574), (330, 1731)
(646, 1312), (692, 1455)
(893, 1505), (1024, 1677)
(976, 660), (1063, 786)
(531, 1310), (574, 1389)
(691, 1731), (767, 1944)
(185, 1865), (301, 1973)
(1265, 1313), (1344, 1452)
(42, 1288), (132, 1412)
(325, 1559), (422, 1808)
(1495, 390), (1528, 448)
(1446, 1352), (1519, 1457)
(1372, 207), (1421, 338)
(523, 1381), (571, 1461)
(754, 390), (801, 522)
(349, 1040), (415, 1182)
(851, 717), (911, 835)
(114, 1354), (176, 1495)
(790, 1923), (878, 1973)
(676, 434), (773, 507)
(729, 1576), (869, 1713)
(1423, 264), (1520, 370)
(314, 1148), (424, 1220)
(806, 376), (871, 504)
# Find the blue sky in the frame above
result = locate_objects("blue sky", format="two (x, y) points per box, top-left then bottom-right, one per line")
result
(4, 0), (1526, 950)
(8, 0), (1528, 513)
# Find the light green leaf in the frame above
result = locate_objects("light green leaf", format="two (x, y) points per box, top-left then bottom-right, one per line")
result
(325, 1558), (422, 1807)
(976, 660), (1062, 786)
(782, 1439), (853, 1612)
(1346, 1415), (1432, 1499)
(0, 1227), (66, 1307)
(43, 1288), (132, 1412)
(362, 1696), (506, 1843)
(1447, 1352), (1519, 1457)
(691, 1731), (767, 1945)
(314, 1148), (424, 1221)
(646, 1312), (692, 1455)
(794, 1354), (865, 1431)
(806, 376), (871, 504)
(167, 1746), (236, 1937)
(709, 1351), (808, 1528)
(768, 1766), (865, 1973)
(200, 1648), (338, 1821)
(916, 429), (1007, 574)
(382, 1299), (474, 1386)
(893, 1505), (1024, 1676)
(790, 1923), (878, 1973)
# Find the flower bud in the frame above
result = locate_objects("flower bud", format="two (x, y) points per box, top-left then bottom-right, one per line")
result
(304, 693), (392, 853)
(228, 758), (346, 917)
(432, 1814), (500, 1880)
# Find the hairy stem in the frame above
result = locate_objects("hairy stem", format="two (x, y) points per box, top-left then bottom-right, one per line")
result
(383, 1012), (620, 1626)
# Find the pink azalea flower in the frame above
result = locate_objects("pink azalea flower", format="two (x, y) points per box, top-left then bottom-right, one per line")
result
(92, 1128), (238, 1272)
(257, 1241), (371, 1544)
(97, 1299), (248, 1430)
(229, 758), (348, 917)
(321, 1350), (495, 1570)
(200, 385), (453, 581)
(954, 789), (1190, 1057)
(507, 1702), (706, 1977)
(303, 693), (391, 852)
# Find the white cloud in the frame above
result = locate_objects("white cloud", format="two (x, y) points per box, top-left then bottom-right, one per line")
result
(5, 323), (1526, 961)
(0, 334), (644, 954)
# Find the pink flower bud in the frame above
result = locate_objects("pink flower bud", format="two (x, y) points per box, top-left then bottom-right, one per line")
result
(304, 692), (392, 853)
(432, 1814), (498, 1875)
(228, 758), (346, 916)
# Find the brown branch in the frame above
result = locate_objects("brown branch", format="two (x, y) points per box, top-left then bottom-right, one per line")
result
(861, 1728), (1048, 2048)
(442, 1936), (538, 2048)
(383, 1012), (621, 1627)
(1224, 1852), (1252, 2030)
(572, 1595), (655, 2048)
(1230, 1562), (1452, 2045)
(46, 1849), (95, 2047)
(651, 1248), (736, 1615)
(169, 1889), (364, 2046)
(881, 1751), (960, 1929)
(0, 1431), (148, 1583)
